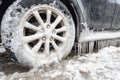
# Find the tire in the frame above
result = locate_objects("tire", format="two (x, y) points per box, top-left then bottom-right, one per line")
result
(1, 0), (75, 68)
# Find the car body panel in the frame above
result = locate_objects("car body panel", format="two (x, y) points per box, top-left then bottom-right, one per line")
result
(80, 0), (116, 31)
(112, 0), (120, 30)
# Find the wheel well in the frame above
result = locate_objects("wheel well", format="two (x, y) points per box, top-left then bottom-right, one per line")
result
(60, 0), (77, 27)
(0, 0), (16, 24)
(60, 0), (79, 42)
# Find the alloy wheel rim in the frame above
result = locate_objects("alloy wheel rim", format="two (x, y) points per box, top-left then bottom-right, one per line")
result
(20, 5), (69, 56)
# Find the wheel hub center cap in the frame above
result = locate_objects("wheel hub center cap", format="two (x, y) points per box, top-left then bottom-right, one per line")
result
(43, 24), (55, 37)
(44, 30), (52, 37)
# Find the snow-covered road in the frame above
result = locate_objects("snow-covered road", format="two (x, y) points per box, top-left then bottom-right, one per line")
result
(0, 46), (120, 80)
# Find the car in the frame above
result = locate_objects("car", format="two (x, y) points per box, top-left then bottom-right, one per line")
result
(0, 0), (119, 67)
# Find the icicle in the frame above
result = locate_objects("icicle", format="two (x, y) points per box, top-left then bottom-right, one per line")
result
(51, 0), (56, 6)
(81, 43), (86, 54)
(78, 42), (82, 55)
(78, 38), (120, 55)
(89, 41), (94, 53)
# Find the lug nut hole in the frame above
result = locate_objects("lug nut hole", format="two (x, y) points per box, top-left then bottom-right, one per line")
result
(42, 36), (46, 41)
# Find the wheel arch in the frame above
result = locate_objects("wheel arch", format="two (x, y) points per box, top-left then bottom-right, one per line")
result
(60, 0), (87, 41)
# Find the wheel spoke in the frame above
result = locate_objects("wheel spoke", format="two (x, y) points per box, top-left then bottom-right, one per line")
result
(23, 33), (43, 43)
(52, 34), (66, 42)
(56, 26), (66, 33)
(24, 44), (31, 50)
(32, 40), (43, 53)
(44, 39), (50, 55)
(51, 15), (62, 29)
(24, 21), (40, 31)
(51, 41), (59, 51)
(32, 11), (44, 27)
(46, 10), (52, 23)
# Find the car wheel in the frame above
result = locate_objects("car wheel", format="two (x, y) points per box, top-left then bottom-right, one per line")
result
(1, 0), (75, 68)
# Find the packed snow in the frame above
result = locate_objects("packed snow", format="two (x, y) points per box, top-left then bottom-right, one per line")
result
(0, 44), (6, 53)
(0, 46), (120, 80)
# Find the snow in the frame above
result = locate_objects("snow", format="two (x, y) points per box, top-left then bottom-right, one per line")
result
(108, 0), (120, 5)
(79, 28), (120, 42)
(0, 44), (6, 53)
(1, 46), (120, 80)
(116, 0), (120, 4)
